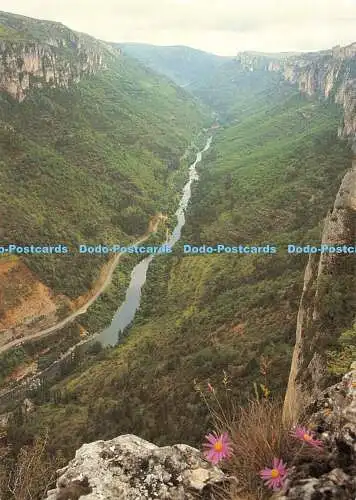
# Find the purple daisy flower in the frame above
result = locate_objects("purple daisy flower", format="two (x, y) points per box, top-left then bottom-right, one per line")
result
(291, 426), (323, 448)
(203, 431), (232, 464)
(260, 457), (288, 490)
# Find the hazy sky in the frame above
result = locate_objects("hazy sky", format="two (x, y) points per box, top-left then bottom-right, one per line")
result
(2, 0), (356, 55)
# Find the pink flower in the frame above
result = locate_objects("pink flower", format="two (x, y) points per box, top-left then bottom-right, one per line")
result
(203, 432), (232, 464)
(260, 457), (288, 490)
(291, 426), (323, 448)
(207, 383), (214, 393)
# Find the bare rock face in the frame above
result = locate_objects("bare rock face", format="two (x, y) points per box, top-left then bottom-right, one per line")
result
(0, 13), (119, 102)
(44, 434), (227, 500)
(283, 162), (356, 423)
(0, 40), (113, 101)
(275, 366), (356, 499)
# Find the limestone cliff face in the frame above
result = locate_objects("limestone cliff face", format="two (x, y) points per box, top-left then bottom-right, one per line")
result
(283, 161), (356, 423)
(0, 12), (118, 101)
(236, 42), (356, 143)
(277, 47), (356, 421)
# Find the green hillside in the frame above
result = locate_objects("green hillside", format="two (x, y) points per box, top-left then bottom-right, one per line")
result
(116, 44), (292, 122)
(118, 43), (231, 87)
(11, 77), (352, 462)
(0, 47), (208, 298)
(192, 63), (287, 121)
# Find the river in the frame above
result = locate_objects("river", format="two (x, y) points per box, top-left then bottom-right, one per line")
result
(97, 135), (213, 347)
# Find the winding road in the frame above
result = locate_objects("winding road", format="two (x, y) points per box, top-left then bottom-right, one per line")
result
(0, 214), (165, 355)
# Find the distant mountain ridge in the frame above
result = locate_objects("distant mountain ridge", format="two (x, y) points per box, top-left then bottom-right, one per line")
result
(117, 43), (232, 87)
(121, 41), (356, 141)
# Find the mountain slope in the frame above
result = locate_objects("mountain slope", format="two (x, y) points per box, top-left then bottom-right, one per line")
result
(117, 45), (298, 122)
(0, 12), (208, 300)
(118, 43), (231, 87)
(0, 12), (209, 355)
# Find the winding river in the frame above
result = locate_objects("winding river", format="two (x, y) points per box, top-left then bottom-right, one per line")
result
(97, 135), (213, 347)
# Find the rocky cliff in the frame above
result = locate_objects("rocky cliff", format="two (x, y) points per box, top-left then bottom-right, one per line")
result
(236, 42), (356, 143)
(283, 161), (356, 423)
(0, 11), (118, 101)
(235, 43), (356, 425)
(42, 367), (356, 499)
(276, 364), (356, 499)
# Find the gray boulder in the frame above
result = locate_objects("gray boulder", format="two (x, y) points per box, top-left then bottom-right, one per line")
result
(45, 434), (227, 499)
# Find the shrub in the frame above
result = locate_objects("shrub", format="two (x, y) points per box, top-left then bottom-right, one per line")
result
(196, 377), (326, 499)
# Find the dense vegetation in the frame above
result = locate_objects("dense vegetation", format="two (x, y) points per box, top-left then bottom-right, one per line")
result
(0, 50), (208, 298)
(119, 43), (231, 87)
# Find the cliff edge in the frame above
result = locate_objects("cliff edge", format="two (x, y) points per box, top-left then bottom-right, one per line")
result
(283, 161), (356, 423)
(0, 11), (118, 101)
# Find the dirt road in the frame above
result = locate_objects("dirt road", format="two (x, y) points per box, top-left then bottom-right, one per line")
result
(0, 214), (166, 355)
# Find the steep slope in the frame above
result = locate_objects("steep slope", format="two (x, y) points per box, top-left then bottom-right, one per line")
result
(283, 162), (356, 423)
(117, 44), (299, 122)
(233, 43), (356, 424)
(0, 10), (115, 101)
(118, 43), (231, 87)
(0, 12), (208, 321)
(191, 60), (286, 122)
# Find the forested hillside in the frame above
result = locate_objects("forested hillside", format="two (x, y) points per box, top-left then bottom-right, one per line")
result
(0, 14), (209, 299)
(118, 43), (231, 87)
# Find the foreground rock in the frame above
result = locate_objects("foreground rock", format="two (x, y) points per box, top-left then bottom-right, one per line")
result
(275, 365), (356, 499)
(45, 434), (227, 499)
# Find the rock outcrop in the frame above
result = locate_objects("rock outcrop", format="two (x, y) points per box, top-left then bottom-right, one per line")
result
(283, 161), (356, 423)
(236, 42), (356, 143)
(44, 434), (227, 499)
(0, 11), (118, 101)
(275, 364), (356, 499)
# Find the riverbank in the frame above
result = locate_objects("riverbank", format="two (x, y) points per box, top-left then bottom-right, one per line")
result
(96, 136), (213, 347)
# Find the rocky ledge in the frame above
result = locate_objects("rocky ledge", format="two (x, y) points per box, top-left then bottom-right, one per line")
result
(44, 434), (227, 499)
(276, 364), (356, 499)
(0, 39), (114, 102)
